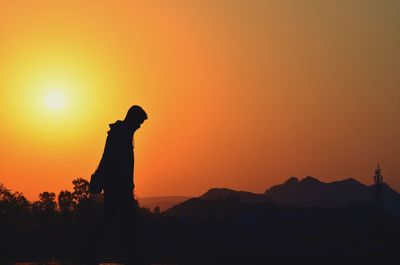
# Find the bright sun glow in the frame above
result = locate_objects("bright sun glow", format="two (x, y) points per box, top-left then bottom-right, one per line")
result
(3, 46), (107, 140)
(44, 90), (66, 111)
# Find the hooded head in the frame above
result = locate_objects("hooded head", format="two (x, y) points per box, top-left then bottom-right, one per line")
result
(124, 105), (148, 132)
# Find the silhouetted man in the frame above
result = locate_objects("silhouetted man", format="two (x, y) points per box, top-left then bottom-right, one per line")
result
(87, 105), (148, 264)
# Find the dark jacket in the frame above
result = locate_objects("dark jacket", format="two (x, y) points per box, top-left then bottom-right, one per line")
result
(89, 120), (134, 194)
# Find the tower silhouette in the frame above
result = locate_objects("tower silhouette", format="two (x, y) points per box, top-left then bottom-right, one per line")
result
(373, 163), (383, 207)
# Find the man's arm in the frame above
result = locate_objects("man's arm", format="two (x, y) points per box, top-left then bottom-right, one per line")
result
(89, 132), (113, 193)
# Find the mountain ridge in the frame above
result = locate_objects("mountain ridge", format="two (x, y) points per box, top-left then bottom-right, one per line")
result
(164, 176), (400, 217)
(137, 195), (191, 212)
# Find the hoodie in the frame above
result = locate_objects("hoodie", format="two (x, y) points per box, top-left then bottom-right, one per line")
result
(93, 120), (134, 194)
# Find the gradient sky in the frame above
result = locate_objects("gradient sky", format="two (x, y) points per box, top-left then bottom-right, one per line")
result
(0, 0), (399, 200)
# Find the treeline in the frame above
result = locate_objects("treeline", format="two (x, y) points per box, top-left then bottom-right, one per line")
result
(0, 179), (106, 261)
(0, 178), (98, 214)
(0, 179), (157, 262)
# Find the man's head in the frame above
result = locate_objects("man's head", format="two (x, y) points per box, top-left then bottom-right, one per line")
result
(124, 105), (148, 132)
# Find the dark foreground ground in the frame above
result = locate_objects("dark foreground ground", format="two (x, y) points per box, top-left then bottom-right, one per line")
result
(1, 196), (399, 265)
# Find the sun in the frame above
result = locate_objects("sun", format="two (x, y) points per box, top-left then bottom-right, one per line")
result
(43, 90), (66, 111)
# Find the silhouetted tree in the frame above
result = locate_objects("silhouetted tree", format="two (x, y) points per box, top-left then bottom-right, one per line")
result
(33, 192), (57, 213)
(1, 183), (16, 214)
(10, 191), (29, 213)
(0, 183), (12, 199)
(0, 183), (30, 214)
(154, 206), (161, 214)
(72, 178), (90, 205)
(71, 178), (101, 216)
(58, 190), (75, 212)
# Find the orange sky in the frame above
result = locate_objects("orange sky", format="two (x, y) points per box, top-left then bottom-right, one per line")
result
(0, 0), (399, 200)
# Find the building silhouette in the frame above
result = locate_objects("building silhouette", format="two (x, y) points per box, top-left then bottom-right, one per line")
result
(373, 163), (383, 207)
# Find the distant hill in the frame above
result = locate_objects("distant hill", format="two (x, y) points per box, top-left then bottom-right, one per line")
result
(265, 176), (371, 207)
(137, 196), (190, 212)
(265, 176), (400, 217)
(164, 177), (400, 218)
(164, 188), (270, 218)
(200, 188), (268, 203)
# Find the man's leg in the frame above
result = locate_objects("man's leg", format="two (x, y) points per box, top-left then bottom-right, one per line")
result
(85, 195), (118, 262)
(120, 194), (137, 262)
